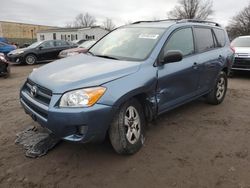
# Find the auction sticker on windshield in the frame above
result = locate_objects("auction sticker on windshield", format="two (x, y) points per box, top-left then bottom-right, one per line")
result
(139, 34), (159, 39)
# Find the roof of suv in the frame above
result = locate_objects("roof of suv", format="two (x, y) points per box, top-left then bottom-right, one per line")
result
(127, 19), (222, 29)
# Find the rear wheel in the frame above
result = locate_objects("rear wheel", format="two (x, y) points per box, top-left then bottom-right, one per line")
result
(25, 54), (37, 65)
(109, 99), (145, 155)
(206, 71), (227, 105)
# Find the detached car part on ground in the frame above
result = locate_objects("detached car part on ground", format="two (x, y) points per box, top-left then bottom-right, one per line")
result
(7, 40), (77, 65)
(59, 40), (96, 58)
(231, 36), (250, 72)
(19, 19), (234, 155)
(0, 53), (10, 78)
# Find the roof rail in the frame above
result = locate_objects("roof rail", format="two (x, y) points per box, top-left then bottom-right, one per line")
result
(132, 19), (180, 24)
(177, 19), (221, 27)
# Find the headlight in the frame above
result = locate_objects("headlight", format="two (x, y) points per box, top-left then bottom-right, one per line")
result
(67, 52), (79, 56)
(59, 87), (106, 108)
(15, 50), (24, 55)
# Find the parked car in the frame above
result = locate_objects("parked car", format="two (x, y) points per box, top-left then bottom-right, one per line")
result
(20, 19), (234, 154)
(0, 42), (16, 55)
(0, 53), (10, 78)
(231, 36), (250, 71)
(59, 40), (96, 58)
(0, 37), (8, 43)
(7, 40), (77, 65)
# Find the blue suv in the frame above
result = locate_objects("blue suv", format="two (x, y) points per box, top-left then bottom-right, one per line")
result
(20, 20), (234, 154)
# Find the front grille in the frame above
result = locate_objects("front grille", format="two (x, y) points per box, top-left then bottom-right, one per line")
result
(233, 58), (250, 68)
(236, 53), (250, 58)
(23, 79), (52, 106)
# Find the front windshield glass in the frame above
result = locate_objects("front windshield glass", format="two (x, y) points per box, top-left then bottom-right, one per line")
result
(79, 41), (96, 49)
(27, 41), (43, 48)
(89, 27), (165, 61)
(231, 37), (250, 47)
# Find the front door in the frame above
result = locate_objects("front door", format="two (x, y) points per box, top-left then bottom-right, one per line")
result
(157, 27), (200, 113)
(37, 41), (56, 61)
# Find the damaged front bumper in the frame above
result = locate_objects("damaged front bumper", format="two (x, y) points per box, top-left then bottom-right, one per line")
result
(20, 83), (115, 143)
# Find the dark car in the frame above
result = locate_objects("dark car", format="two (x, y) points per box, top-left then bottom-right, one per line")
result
(0, 53), (10, 78)
(7, 40), (77, 65)
(20, 19), (234, 154)
(0, 42), (16, 55)
(231, 36), (250, 72)
(59, 40), (96, 58)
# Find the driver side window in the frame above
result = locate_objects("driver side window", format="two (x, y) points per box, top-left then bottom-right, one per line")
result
(40, 41), (54, 49)
(163, 28), (194, 57)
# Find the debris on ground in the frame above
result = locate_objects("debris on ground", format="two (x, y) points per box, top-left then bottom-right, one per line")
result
(15, 126), (61, 158)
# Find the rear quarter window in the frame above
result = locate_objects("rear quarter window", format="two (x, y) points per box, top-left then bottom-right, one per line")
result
(194, 28), (214, 53)
(213, 28), (226, 47)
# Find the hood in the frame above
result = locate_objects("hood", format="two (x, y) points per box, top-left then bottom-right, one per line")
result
(234, 47), (250, 54)
(29, 54), (141, 93)
(8, 47), (27, 55)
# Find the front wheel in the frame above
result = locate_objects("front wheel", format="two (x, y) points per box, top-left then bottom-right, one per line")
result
(25, 54), (37, 65)
(109, 99), (145, 155)
(206, 71), (227, 105)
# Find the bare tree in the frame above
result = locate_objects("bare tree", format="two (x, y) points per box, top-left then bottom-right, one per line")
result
(227, 3), (250, 39)
(167, 0), (213, 20)
(103, 18), (116, 31)
(73, 13), (96, 27)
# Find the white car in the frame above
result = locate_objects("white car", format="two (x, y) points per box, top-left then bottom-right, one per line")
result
(231, 36), (250, 71)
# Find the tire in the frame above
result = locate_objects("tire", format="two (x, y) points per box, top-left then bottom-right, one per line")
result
(25, 54), (37, 65)
(206, 71), (227, 105)
(109, 99), (145, 155)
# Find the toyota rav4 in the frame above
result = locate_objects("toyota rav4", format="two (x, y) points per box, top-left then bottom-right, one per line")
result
(20, 19), (234, 154)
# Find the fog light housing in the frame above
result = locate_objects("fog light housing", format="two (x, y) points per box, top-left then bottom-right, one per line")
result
(77, 126), (88, 135)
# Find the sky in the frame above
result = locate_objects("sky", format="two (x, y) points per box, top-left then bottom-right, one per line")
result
(0, 0), (249, 27)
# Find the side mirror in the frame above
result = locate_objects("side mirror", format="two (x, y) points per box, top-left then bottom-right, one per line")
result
(162, 50), (183, 64)
(38, 46), (43, 50)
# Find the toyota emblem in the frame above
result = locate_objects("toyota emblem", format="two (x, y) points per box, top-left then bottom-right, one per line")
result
(30, 86), (38, 97)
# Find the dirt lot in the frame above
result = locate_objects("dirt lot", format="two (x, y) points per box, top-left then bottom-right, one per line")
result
(1, 64), (250, 188)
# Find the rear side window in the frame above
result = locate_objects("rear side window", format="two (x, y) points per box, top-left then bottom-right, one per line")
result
(55, 40), (68, 47)
(213, 29), (226, 47)
(194, 28), (214, 53)
(164, 28), (194, 56)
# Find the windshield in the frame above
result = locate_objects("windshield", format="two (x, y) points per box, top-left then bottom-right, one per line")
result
(27, 41), (43, 48)
(89, 27), (165, 61)
(231, 37), (250, 47)
(79, 41), (96, 49)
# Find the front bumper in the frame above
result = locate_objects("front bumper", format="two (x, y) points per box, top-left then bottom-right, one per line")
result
(232, 57), (250, 71)
(7, 54), (24, 64)
(20, 86), (115, 143)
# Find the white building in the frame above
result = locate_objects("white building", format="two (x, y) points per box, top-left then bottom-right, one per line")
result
(37, 26), (109, 42)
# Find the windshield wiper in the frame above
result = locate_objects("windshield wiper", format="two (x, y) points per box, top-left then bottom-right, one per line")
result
(87, 51), (95, 56)
(95, 55), (119, 60)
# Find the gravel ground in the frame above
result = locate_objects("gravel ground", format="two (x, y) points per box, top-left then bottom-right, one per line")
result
(0, 64), (250, 188)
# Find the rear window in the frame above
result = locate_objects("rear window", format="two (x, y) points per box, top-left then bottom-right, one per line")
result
(231, 37), (250, 47)
(194, 28), (214, 53)
(213, 29), (226, 47)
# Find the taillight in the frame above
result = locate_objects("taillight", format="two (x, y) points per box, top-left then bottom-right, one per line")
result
(230, 46), (235, 53)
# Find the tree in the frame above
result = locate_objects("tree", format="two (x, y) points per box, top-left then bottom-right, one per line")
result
(103, 18), (116, 31)
(227, 3), (250, 39)
(167, 0), (213, 20)
(72, 13), (96, 27)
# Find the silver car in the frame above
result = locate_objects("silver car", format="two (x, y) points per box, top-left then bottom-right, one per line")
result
(231, 36), (250, 71)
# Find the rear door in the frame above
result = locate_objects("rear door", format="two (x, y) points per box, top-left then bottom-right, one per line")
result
(54, 40), (72, 57)
(193, 27), (222, 92)
(157, 27), (200, 113)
